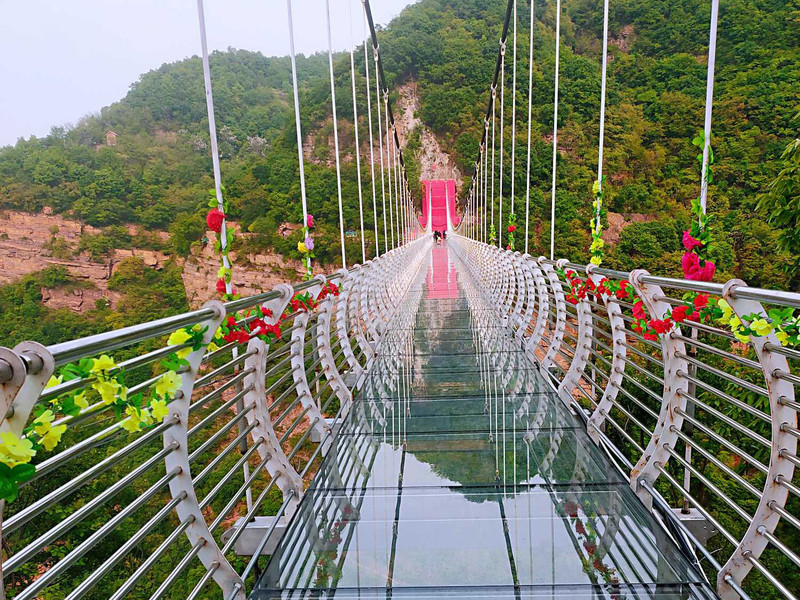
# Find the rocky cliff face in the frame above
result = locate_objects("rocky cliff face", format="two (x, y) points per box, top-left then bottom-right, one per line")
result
(394, 81), (463, 193)
(0, 210), (330, 313)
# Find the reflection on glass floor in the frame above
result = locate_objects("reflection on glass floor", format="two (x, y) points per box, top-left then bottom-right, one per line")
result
(250, 243), (717, 599)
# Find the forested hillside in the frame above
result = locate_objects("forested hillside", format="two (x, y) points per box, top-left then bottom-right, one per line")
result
(0, 0), (798, 348)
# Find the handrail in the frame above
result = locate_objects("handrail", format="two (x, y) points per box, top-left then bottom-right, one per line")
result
(0, 238), (431, 600)
(450, 233), (799, 600)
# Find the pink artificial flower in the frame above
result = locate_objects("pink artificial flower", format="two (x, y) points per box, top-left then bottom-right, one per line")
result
(681, 251), (700, 278)
(682, 231), (703, 251)
(306, 214), (315, 228)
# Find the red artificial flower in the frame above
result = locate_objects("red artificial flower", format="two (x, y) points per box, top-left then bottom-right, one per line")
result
(693, 294), (709, 310)
(261, 307), (273, 318)
(507, 225), (517, 233)
(615, 280), (629, 300)
(632, 301), (646, 320)
(575, 521), (587, 536)
(226, 316), (237, 328)
(563, 501), (578, 517)
(682, 231), (703, 251)
(566, 295), (578, 305)
(671, 305), (690, 323)
(643, 331), (658, 341)
(584, 542), (597, 555)
(593, 559), (606, 572)
(651, 319), (671, 334)
(206, 208), (226, 233)
(506, 245), (511, 250)
(216, 278), (227, 295)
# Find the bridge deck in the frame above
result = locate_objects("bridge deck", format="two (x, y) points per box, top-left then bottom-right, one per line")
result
(251, 243), (717, 599)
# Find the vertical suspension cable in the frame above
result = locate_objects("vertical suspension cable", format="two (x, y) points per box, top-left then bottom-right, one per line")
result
(363, 14), (380, 257)
(374, 48), (389, 253)
(596, 0), (609, 239)
(349, 0), (366, 263)
(393, 129), (401, 244)
(498, 43), (506, 248)
(484, 121), (489, 242)
(384, 92), (395, 249)
(491, 89), (497, 239)
(196, 0), (232, 293)
(549, 0), (562, 260)
(524, 0), (535, 255)
(699, 0), (719, 216)
(510, 0), (518, 216)
(285, 0), (311, 274)
(325, 0), (347, 268)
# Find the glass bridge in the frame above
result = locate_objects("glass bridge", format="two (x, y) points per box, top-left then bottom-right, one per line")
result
(250, 244), (717, 599)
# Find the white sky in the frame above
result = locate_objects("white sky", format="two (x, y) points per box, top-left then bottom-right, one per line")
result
(0, 0), (416, 146)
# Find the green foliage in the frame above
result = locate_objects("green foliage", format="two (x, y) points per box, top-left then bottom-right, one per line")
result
(757, 137), (800, 278)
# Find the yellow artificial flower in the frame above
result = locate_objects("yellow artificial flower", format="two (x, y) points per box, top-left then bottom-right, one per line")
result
(45, 375), (63, 389)
(776, 330), (789, 346)
(589, 238), (604, 251)
(149, 399), (170, 421)
(298, 241), (308, 253)
(206, 342), (220, 353)
(73, 391), (89, 410)
(590, 256), (603, 266)
(40, 424), (67, 451)
(121, 406), (143, 433)
(716, 299), (734, 325)
(91, 355), (116, 375)
(750, 318), (773, 337)
(155, 371), (183, 397)
(167, 328), (193, 359)
(0, 432), (36, 467)
(92, 379), (121, 404)
(33, 410), (55, 436)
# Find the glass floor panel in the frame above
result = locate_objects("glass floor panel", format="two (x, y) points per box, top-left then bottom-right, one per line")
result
(251, 242), (717, 600)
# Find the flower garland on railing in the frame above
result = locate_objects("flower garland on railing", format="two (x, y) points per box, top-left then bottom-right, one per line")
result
(589, 176), (606, 266)
(561, 133), (800, 347)
(506, 213), (517, 252)
(298, 214), (315, 281)
(0, 280), (341, 503)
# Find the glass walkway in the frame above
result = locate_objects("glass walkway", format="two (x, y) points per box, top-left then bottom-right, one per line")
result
(250, 243), (718, 599)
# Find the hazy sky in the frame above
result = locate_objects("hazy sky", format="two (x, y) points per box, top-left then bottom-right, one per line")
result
(0, 0), (416, 147)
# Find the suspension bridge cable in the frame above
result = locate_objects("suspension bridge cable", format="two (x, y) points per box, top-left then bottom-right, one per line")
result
(498, 42), (506, 248)
(349, 0), (366, 263)
(524, 0), (535, 255)
(510, 0), (518, 217)
(325, 0), (347, 268)
(549, 0), (562, 260)
(384, 92), (395, 249)
(196, 0), (233, 294)
(484, 120), (489, 242)
(699, 0), (719, 216)
(393, 126), (401, 244)
(362, 10), (380, 257)
(595, 0), (609, 241)
(374, 48), (389, 253)
(470, 0), (514, 242)
(491, 89), (497, 237)
(285, 0), (311, 275)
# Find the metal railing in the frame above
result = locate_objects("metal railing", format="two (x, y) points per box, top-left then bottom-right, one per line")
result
(0, 237), (430, 600)
(450, 233), (798, 600)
